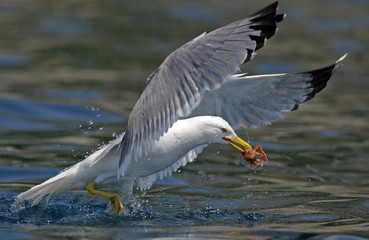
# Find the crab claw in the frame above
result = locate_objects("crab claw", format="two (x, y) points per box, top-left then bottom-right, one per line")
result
(242, 145), (268, 167)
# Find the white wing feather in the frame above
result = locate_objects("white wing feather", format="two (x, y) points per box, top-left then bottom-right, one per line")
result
(189, 55), (346, 129)
(119, 2), (284, 176)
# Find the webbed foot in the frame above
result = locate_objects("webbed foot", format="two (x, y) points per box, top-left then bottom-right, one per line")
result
(86, 181), (123, 215)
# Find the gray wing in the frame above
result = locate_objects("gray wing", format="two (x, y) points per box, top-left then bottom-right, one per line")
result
(189, 55), (346, 129)
(119, 2), (284, 175)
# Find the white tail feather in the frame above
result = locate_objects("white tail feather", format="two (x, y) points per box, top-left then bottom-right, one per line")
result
(16, 133), (125, 206)
(17, 173), (68, 206)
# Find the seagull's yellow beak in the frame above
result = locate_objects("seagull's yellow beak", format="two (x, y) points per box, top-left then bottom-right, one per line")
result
(222, 136), (252, 153)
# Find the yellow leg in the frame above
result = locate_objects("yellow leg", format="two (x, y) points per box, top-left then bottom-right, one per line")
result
(86, 181), (123, 214)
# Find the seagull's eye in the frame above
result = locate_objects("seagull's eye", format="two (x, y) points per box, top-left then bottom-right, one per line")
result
(221, 128), (228, 133)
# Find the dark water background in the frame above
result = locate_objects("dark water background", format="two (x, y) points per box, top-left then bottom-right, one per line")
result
(0, 0), (368, 239)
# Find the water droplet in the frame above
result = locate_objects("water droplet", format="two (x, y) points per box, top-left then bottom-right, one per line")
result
(248, 175), (253, 181)
(88, 120), (94, 125)
(112, 132), (116, 137)
(99, 127), (104, 130)
(78, 124), (82, 128)
(96, 113), (101, 117)
(91, 106), (96, 111)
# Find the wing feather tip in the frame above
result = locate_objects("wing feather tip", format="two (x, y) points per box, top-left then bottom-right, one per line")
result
(240, 2), (284, 64)
(290, 103), (300, 111)
(302, 54), (347, 103)
(275, 14), (286, 23)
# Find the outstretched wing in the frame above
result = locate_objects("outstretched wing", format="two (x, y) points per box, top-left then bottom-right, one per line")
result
(119, 2), (284, 175)
(189, 55), (346, 129)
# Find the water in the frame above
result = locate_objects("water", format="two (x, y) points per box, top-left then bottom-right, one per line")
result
(1, 0), (368, 239)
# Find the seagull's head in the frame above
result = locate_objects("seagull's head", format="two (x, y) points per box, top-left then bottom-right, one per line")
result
(202, 116), (267, 167)
(188, 116), (267, 166)
(206, 116), (252, 152)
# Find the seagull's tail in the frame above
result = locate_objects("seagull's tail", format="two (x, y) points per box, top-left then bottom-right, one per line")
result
(16, 173), (68, 206)
(16, 158), (87, 206)
(16, 133), (125, 207)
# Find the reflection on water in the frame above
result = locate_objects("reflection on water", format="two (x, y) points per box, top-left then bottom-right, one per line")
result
(0, 97), (122, 129)
(0, 54), (28, 67)
(0, 0), (368, 239)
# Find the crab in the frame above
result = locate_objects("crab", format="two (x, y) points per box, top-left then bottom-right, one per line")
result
(241, 145), (268, 167)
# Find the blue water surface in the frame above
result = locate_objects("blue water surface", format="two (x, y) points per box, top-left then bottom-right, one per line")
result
(0, 0), (368, 239)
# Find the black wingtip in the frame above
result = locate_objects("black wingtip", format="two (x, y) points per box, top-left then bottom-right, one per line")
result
(251, 2), (279, 16)
(275, 13), (286, 23)
(303, 54), (347, 102)
(291, 103), (300, 111)
(242, 2), (285, 60)
(249, 2), (283, 25)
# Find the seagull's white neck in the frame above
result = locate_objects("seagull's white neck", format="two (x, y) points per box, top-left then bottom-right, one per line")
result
(171, 116), (225, 146)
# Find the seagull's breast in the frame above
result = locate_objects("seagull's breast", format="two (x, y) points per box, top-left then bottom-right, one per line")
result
(125, 119), (204, 178)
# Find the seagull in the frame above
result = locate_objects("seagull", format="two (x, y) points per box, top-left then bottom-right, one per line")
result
(17, 2), (346, 214)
